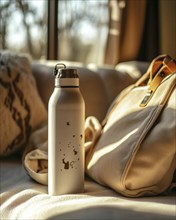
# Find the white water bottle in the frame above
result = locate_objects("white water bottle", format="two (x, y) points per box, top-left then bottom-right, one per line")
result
(48, 63), (85, 196)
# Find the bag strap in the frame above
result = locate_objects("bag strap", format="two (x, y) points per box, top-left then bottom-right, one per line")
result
(149, 55), (176, 82)
(102, 55), (176, 127)
(140, 55), (176, 107)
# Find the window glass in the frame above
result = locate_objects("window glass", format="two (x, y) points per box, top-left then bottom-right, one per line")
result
(58, 0), (109, 65)
(0, 0), (47, 60)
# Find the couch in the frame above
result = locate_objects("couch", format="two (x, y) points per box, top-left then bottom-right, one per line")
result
(0, 56), (175, 220)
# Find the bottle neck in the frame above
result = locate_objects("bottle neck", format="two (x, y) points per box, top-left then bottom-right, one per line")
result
(55, 78), (79, 87)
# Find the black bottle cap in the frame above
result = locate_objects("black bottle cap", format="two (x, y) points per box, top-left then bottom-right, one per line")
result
(54, 63), (79, 87)
(53, 63), (78, 79)
(58, 68), (78, 78)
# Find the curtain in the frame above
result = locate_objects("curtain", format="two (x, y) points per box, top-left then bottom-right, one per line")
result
(104, 0), (147, 65)
(138, 0), (159, 61)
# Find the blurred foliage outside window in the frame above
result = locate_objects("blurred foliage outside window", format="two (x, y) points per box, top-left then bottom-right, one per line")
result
(0, 0), (109, 64)
(58, 0), (109, 64)
(0, 0), (47, 60)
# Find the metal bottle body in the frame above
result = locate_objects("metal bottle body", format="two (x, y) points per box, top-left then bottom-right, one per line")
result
(48, 83), (85, 196)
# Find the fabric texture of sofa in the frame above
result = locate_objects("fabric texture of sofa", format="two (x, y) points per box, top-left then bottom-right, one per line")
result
(0, 52), (175, 220)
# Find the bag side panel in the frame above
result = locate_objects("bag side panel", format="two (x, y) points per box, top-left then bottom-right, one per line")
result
(123, 75), (176, 196)
(86, 74), (176, 197)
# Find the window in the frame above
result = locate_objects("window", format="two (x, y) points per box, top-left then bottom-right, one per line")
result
(0, 0), (47, 60)
(58, 0), (109, 65)
(0, 0), (109, 64)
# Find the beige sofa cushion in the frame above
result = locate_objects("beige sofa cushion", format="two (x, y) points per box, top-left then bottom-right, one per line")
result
(32, 61), (145, 122)
(32, 63), (109, 122)
(0, 51), (47, 157)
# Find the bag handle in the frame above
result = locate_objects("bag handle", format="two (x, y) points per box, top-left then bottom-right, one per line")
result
(140, 55), (176, 107)
(149, 55), (176, 82)
(102, 55), (176, 127)
(135, 55), (175, 86)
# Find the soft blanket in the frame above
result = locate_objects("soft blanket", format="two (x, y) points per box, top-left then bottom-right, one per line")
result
(1, 156), (175, 220)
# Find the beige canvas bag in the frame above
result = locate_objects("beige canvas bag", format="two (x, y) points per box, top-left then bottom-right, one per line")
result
(85, 55), (176, 197)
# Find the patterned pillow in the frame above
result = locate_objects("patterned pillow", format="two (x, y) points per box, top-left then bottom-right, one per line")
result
(0, 51), (47, 157)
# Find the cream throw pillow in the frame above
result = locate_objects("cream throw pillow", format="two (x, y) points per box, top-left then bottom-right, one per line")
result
(0, 51), (47, 157)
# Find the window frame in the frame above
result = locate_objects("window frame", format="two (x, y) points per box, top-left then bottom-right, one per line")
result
(47, 0), (58, 60)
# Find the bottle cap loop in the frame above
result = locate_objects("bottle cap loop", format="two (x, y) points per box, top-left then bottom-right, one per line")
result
(53, 63), (79, 87)
(53, 63), (66, 76)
